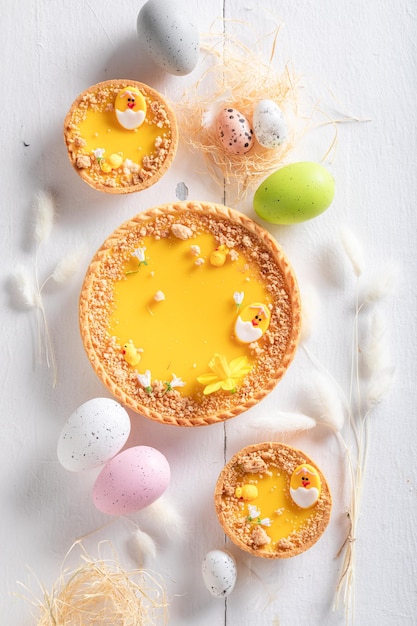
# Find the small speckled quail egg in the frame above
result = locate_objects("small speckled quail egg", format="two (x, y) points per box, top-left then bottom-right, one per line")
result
(137, 0), (200, 75)
(217, 108), (254, 155)
(202, 550), (237, 598)
(253, 99), (288, 148)
(57, 398), (131, 472)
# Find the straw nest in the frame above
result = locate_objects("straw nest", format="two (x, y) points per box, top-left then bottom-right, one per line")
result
(176, 27), (301, 199)
(20, 550), (168, 625)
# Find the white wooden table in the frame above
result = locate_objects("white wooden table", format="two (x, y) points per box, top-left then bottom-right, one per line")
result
(1, 1), (416, 624)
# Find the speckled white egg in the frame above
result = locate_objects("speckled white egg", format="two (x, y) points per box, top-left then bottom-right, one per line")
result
(253, 99), (288, 148)
(137, 0), (200, 75)
(57, 398), (131, 472)
(202, 550), (237, 598)
(217, 108), (254, 155)
(92, 446), (170, 515)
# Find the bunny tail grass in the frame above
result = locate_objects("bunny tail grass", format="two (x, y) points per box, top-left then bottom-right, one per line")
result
(33, 190), (55, 246)
(131, 528), (158, 563)
(10, 268), (40, 310)
(340, 225), (365, 278)
(245, 411), (317, 435)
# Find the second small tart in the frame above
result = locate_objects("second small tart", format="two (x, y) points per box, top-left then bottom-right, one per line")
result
(214, 442), (332, 558)
(63, 80), (178, 194)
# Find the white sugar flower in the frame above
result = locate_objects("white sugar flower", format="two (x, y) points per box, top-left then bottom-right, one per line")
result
(260, 518), (272, 527)
(93, 148), (105, 159)
(247, 504), (261, 520)
(170, 374), (186, 388)
(137, 370), (152, 393)
(132, 247), (146, 263)
(164, 373), (186, 393)
(233, 291), (244, 307)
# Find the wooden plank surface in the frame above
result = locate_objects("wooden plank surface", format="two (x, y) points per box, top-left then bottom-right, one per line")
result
(1, 1), (416, 624)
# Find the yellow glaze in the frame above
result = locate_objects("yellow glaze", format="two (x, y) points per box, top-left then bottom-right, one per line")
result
(108, 231), (272, 397)
(234, 470), (318, 550)
(75, 91), (170, 182)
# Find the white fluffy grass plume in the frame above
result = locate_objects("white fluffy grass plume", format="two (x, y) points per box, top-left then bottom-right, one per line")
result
(299, 285), (320, 343)
(340, 225), (365, 277)
(363, 309), (395, 408)
(361, 261), (400, 305)
(307, 370), (346, 431)
(140, 496), (186, 538)
(50, 245), (87, 285)
(33, 190), (55, 245)
(130, 528), (158, 562)
(245, 411), (317, 436)
(10, 267), (39, 309)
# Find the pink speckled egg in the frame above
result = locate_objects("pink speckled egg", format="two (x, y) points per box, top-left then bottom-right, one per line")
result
(92, 446), (170, 515)
(216, 108), (254, 155)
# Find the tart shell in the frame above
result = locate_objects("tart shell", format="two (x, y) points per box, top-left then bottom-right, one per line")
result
(214, 442), (332, 558)
(64, 79), (178, 194)
(79, 202), (302, 426)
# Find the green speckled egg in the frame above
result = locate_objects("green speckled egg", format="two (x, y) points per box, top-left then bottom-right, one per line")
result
(253, 162), (335, 224)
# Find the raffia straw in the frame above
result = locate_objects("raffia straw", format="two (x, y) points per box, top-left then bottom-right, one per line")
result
(17, 542), (169, 626)
(176, 27), (301, 200)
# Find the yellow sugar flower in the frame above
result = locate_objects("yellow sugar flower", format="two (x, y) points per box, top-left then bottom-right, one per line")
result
(197, 353), (252, 395)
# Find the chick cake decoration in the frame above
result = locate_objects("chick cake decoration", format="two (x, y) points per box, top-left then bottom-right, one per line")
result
(64, 80), (178, 194)
(79, 201), (301, 426)
(234, 303), (271, 344)
(290, 464), (322, 509)
(114, 87), (147, 130)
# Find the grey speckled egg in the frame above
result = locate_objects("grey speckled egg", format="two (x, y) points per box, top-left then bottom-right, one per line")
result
(137, 0), (200, 75)
(253, 99), (288, 148)
(202, 550), (237, 598)
(57, 398), (131, 472)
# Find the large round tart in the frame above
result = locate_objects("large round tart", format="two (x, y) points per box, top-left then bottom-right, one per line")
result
(64, 79), (178, 194)
(79, 202), (301, 426)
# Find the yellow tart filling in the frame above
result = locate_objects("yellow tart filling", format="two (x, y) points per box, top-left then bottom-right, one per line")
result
(109, 230), (272, 398)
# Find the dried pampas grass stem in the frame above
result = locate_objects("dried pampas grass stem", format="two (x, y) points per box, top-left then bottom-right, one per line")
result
(41, 245), (87, 290)
(297, 227), (396, 624)
(334, 231), (395, 622)
(12, 191), (86, 387)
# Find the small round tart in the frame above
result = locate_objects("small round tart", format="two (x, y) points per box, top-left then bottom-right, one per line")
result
(214, 443), (332, 558)
(79, 202), (301, 426)
(64, 80), (178, 194)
